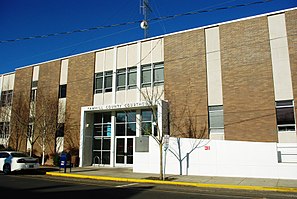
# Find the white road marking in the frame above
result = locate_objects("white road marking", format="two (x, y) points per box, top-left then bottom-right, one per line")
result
(116, 183), (139, 188)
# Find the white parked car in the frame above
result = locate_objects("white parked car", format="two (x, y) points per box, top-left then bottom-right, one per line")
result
(0, 151), (40, 174)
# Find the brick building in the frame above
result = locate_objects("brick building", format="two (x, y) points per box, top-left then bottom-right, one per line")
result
(0, 7), (296, 167)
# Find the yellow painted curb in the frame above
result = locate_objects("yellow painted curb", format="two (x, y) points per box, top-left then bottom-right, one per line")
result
(46, 172), (297, 193)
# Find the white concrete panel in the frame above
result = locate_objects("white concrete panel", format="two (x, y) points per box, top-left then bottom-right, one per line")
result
(32, 66), (39, 81)
(268, 14), (287, 39)
(60, 59), (68, 85)
(206, 52), (223, 105)
(140, 86), (164, 101)
(270, 37), (289, 49)
(278, 132), (297, 143)
(134, 138), (297, 179)
(115, 90), (126, 104)
(205, 27), (223, 106)
(141, 40), (151, 65)
(93, 94), (104, 105)
(277, 143), (297, 163)
(269, 14), (293, 101)
(0, 76), (3, 93)
(205, 27), (220, 53)
(95, 51), (104, 73)
(126, 89), (138, 103)
(58, 98), (66, 123)
(209, 133), (224, 140)
(56, 137), (64, 153)
(152, 38), (164, 63)
(2, 74), (15, 91)
(127, 43), (138, 67)
(103, 92), (113, 105)
(271, 55), (293, 100)
(140, 87), (152, 101)
(140, 86), (164, 102)
(277, 164), (297, 179)
(105, 48), (114, 71)
(117, 46), (127, 68)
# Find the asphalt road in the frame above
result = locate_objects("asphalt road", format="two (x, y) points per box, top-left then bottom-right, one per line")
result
(1, 172), (297, 199)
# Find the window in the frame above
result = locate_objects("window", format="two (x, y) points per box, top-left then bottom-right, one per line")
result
(95, 72), (103, 93)
(116, 67), (137, 91)
(59, 84), (67, 98)
(28, 124), (33, 137)
(94, 71), (113, 94)
(104, 71), (113, 92)
(141, 109), (157, 136)
(94, 112), (112, 136)
(30, 80), (38, 102)
(208, 105), (224, 134)
(141, 62), (164, 88)
(56, 123), (64, 137)
(32, 81), (38, 88)
(141, 64), (151, 88)
(117, 69), (126, 91)
(153, 62), (164, 86)
(128, 67), (137, 89)
(276, 100), (295, 132)
(116, 111), (136, 136)
(93, 112), (111, 165)
(0, 122), (10, 139)
(31, 89), (37, 102)
(0, 90), (13, 107)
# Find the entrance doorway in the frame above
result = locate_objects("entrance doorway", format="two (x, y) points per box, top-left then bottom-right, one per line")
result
(116, 137), (134, 165)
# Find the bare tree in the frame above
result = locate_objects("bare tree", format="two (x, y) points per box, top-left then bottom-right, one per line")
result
(139, 86), (168, 180)
(166, 90), (209, 175)
(0, 105), (13, 148)
(34, 92), (59, 165)
(10, 92), (30, 152)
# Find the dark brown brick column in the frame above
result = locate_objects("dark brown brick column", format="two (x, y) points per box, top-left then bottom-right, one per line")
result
(286, 9), (297, 137)
(10, 67), (33, 151)
(164, 30), (209, 138)
(65, 52), (95, 150)
(36, 61), (61, 154)
(220, 17), (277, 142)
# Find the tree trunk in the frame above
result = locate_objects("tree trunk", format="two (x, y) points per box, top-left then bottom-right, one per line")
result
(159, 143), (164, 180)
(177, 138), (182, 175)
(42, 142), (45, 165)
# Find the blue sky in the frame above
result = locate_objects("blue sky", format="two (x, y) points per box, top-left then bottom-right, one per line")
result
(0, 0), (296, 74)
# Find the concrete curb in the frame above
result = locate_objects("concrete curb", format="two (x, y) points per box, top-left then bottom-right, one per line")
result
(46, 172), (297, 193)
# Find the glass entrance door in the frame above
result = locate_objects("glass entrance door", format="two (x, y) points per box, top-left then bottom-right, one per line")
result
(116, 137), (133, 165)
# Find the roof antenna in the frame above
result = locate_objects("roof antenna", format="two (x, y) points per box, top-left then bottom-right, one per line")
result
(140, 0), (152, 39)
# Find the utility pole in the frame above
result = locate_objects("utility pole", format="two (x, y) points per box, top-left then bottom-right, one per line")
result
(140, 0), (152, 39)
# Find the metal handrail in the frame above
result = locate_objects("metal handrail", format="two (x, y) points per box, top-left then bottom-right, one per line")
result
(93, 156), (101, 167)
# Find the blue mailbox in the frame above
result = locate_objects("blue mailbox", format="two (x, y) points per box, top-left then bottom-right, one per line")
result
(59, 152), (72, 173)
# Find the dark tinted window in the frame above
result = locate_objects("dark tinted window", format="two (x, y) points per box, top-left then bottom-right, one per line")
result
(59, 84), (67, 98)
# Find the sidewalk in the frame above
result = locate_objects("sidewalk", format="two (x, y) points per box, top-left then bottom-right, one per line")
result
(44, 166), (297, 193)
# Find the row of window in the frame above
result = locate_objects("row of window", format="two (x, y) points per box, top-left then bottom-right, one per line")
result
(0, 90), (13, 107)
(93, 110), (157, 137)
(30, 83), (67, 102)
(0, 122), (9, 139)
(94, 62), (164, 94)
(1, 63), (164, 104)
(208, 100), (296, 133)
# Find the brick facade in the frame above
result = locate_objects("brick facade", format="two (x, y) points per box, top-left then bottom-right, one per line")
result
(220, 17), (278, 142)
(10, 67), (33, 151)
(65, 52), (95, 150)
(36, 61), (61, 154)
(164, 29), (209, 138)
(3, 8), (297, 156)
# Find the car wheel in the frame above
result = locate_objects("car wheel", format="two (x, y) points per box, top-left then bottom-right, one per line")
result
(3, 164), (11, 175)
